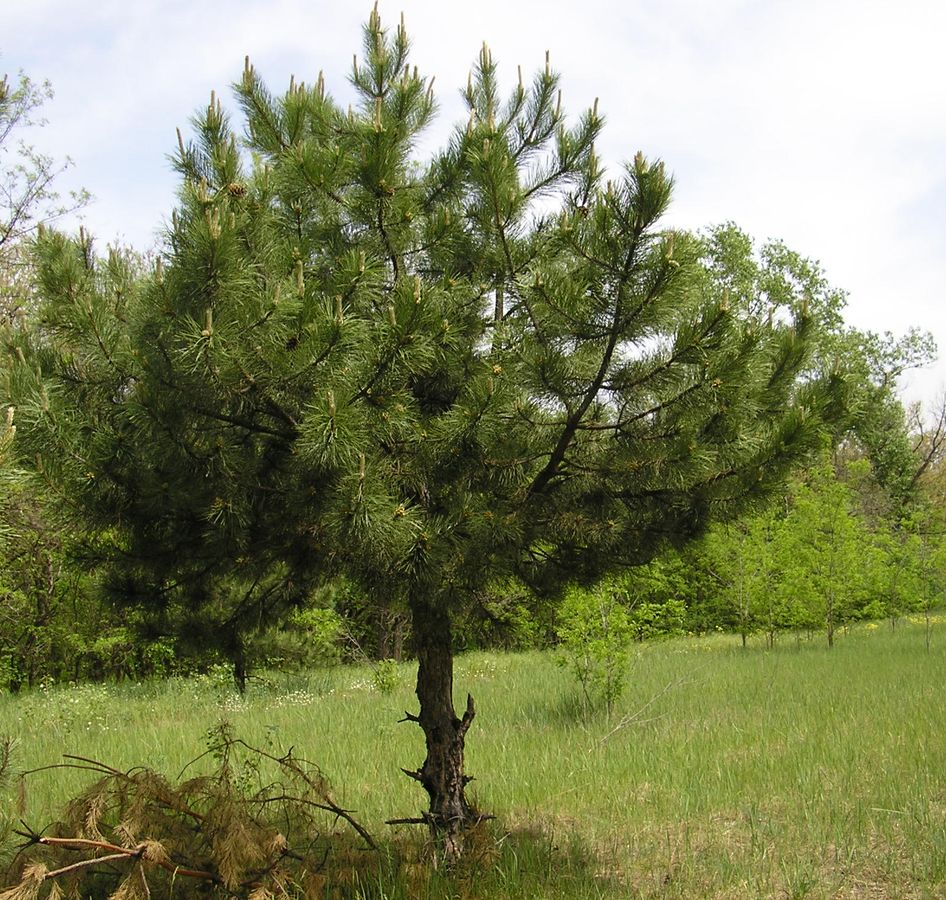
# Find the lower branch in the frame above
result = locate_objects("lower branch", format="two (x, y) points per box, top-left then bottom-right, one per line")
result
(12, 830), (220, 886)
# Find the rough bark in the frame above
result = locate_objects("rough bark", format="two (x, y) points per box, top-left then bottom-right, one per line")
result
(401, 599), (477, 858)
(227, 630), (248, 693)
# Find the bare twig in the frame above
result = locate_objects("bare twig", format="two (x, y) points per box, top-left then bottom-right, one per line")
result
(12, 832), (220, 885)
(596, 671), (700, 747)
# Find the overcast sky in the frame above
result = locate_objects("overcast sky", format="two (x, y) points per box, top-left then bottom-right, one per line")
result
(4, 0), (945, 405)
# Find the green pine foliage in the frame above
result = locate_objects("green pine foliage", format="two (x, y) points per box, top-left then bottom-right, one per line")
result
(4, 13), (842, 663)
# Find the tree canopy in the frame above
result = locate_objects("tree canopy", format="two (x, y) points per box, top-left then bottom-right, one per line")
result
(3, 10), (846, 849)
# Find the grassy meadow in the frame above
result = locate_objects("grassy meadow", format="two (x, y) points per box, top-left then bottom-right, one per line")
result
(2, 618), (946, 898)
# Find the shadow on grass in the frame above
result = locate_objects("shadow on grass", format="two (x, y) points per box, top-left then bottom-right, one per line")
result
(1, 821), (620, 900)
(325, 822), (623, 899)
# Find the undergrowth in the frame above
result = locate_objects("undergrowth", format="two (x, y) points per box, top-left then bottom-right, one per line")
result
(1, 620), (945, 897)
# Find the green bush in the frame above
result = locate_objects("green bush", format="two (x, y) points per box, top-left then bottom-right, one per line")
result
(630, 598), (687, 641)
(556, 580), (634, 718)
(371, 658), (401, 694)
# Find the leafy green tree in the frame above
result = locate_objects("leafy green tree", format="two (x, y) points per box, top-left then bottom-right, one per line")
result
(833, 329), (936, 514)
(0, 69), (99, 691)
(696, 223), (847, 338)
(866, 525), (925, 629)
(1, 69), (89, 321)
(616, 552), (690, 641)
(700, 223), (936, 518)
(782, 463), (874, 646)
(4, 13), (843, 848)
(702, 506), (788, 647)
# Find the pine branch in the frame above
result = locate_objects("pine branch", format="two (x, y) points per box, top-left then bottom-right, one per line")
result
(527, 237), (642, 495)
(12, 832), (220, 886)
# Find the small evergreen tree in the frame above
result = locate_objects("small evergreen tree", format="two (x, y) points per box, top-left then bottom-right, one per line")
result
(4, 11), (844, 850)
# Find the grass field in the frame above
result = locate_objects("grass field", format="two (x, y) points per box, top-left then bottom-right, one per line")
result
(2, 618), (945, 897)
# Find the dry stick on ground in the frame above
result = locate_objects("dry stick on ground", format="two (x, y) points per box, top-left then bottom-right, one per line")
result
(9, 830), (219, 884)
(595, 671), (702, 747)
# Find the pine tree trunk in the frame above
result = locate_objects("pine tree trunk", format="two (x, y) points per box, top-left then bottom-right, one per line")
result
(404, 600), (477, 859)
(227, 630), (248, 693)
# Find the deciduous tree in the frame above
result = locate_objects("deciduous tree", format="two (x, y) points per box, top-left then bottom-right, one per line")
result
(782, 463), (874, 646)
(0, 69), (89, 321)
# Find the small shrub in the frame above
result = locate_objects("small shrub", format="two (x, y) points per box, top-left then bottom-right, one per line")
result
(556, 580), (634, 718)
(371, 658), (401, 694)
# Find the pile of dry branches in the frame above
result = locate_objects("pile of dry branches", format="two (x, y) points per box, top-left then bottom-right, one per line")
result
(1, 724), (376, 898)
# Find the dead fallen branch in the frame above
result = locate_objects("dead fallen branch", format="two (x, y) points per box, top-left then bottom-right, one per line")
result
(1, 722), (376, 898)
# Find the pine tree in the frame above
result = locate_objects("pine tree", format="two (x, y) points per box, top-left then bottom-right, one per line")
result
(4, 10), (844, 851)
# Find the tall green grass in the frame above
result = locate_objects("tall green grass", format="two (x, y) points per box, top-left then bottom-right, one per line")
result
(2, 618), (945, 897)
